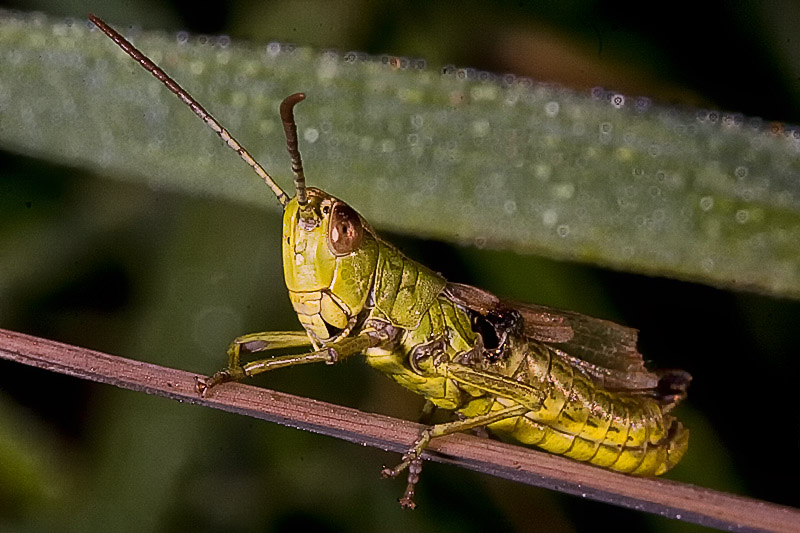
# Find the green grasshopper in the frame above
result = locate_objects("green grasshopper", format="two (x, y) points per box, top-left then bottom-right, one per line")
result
(90, 15), (691, 509)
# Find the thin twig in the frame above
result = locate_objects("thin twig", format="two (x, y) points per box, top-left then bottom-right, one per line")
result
(0, 328), (797, 532)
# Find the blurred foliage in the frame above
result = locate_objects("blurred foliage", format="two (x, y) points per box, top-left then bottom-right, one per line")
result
(1, 1), (799, 532)
(3, 9), (800, 297)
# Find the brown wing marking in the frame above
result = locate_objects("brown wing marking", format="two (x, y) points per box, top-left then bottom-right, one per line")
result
(444, 282), (659, 391)
(444, 283), (573, 343)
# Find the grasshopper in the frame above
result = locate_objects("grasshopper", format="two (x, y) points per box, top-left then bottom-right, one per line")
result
(89, 15), (691, 508)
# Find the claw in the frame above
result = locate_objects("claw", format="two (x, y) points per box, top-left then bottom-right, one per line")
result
(195, 370), (232, 397)
(380, 465), (402, 479)
(398, 495), (416, 510)
(382, 451), (425, 509)
(195, 376), (210, 397)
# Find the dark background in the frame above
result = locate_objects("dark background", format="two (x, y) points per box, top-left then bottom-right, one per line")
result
(1, 1), (799, 531)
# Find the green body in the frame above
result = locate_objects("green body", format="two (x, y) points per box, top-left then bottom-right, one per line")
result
(280, 189), (688, 476)
(90, 15), (688, 509)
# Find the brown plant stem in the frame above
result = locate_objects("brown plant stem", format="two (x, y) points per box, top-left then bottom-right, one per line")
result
(1, 328), (798, 531)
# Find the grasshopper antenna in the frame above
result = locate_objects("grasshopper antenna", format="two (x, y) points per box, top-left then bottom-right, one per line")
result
(88, 14), (291, 208)
(279, 93), (308, 206)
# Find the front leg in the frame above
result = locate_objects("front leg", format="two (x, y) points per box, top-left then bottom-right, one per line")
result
(196, 330), (386, 396)
(197, 331), (311, 395)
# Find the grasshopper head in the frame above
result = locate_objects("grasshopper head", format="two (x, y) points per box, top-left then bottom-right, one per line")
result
(282, 188), (379, 343)
(274, 94), (380, 344)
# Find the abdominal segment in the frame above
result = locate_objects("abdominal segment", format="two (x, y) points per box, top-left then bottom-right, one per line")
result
(462, 338), (688, 475)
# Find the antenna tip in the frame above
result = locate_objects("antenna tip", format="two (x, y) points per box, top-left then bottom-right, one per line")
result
(280, 93), (306, 117)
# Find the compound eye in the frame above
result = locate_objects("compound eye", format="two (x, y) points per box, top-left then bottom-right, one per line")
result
(329, 203), (363, 256)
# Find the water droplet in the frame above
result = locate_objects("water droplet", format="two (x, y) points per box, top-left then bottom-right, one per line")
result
(190, 60), (205, 75)
(734, 165), (748, 179)
(534, 164), (552, 181)
(735, 209), (749, 223)
(552, 183), (575, 200)
(489, 173), (505, 188)
(557, 224), (570, 237)
(317, 57), (339, 79)
(611, 93), (625, 108)
(266, 42), (281, 57)
(699, 196), (714, 211)
(381, 139), (396, 153)
(471, 85), (498, 101)
(304, 128), (319, 143)
(471, 119), (490, 137)
(544, 101), (560, 117)
(503, 200), (517, 215)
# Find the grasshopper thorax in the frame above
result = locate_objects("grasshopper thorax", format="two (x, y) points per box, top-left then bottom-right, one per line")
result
(282, 188), (379, 344)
